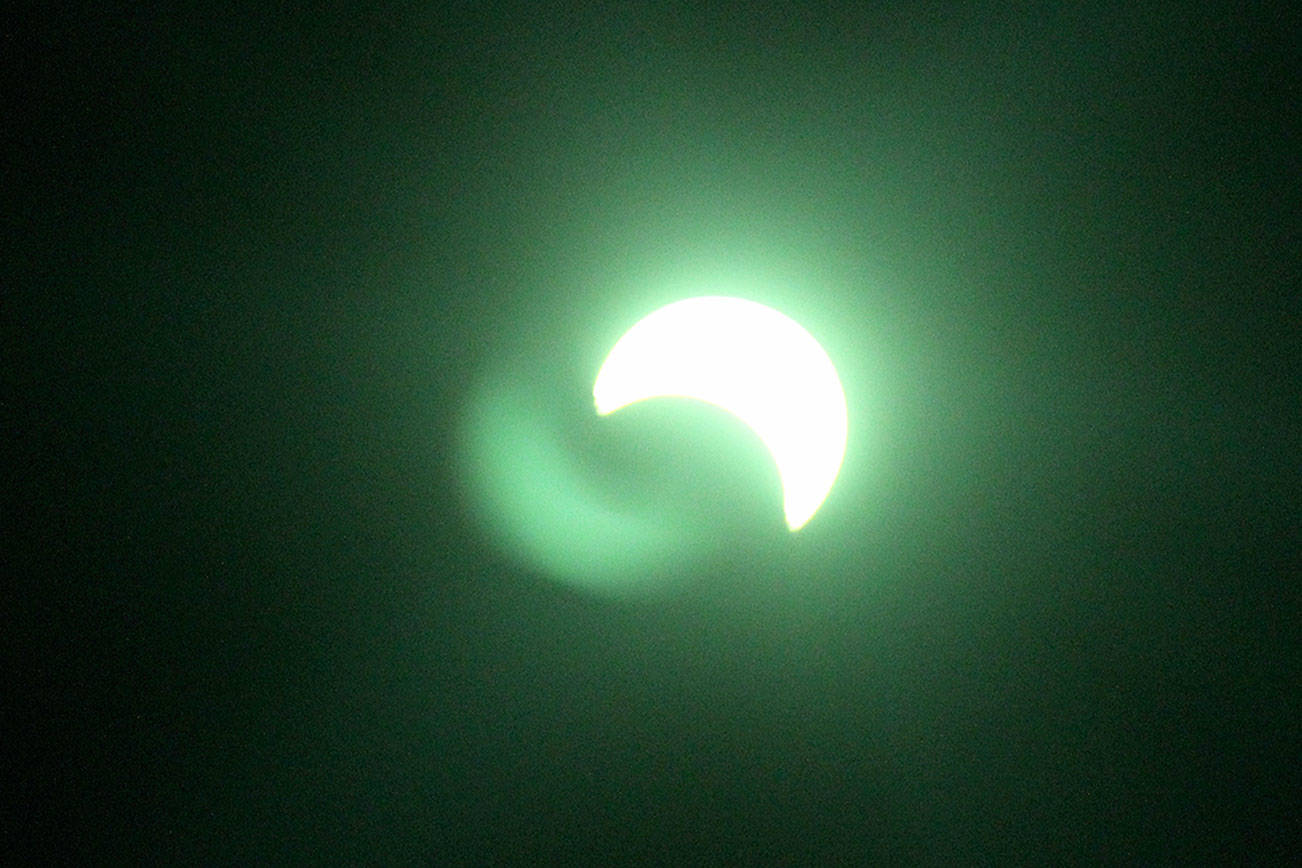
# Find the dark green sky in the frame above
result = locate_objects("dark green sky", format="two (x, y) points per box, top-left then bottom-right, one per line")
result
(10, 1), (1297, 861)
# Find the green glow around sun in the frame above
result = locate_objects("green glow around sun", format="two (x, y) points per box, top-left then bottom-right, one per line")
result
(459, 377), (700, 596)
(593, 296), (848, 530)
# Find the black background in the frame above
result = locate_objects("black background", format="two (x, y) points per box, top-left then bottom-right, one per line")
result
(8, 1), (1298, 862)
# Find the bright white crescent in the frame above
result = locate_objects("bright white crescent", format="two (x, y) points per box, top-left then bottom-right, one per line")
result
(593, 296), (847, 531)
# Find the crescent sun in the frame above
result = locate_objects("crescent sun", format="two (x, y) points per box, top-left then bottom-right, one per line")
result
(593, 296), (848, 531)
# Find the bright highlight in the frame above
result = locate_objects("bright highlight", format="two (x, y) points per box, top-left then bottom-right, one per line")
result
(593, 296), (847, 530)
